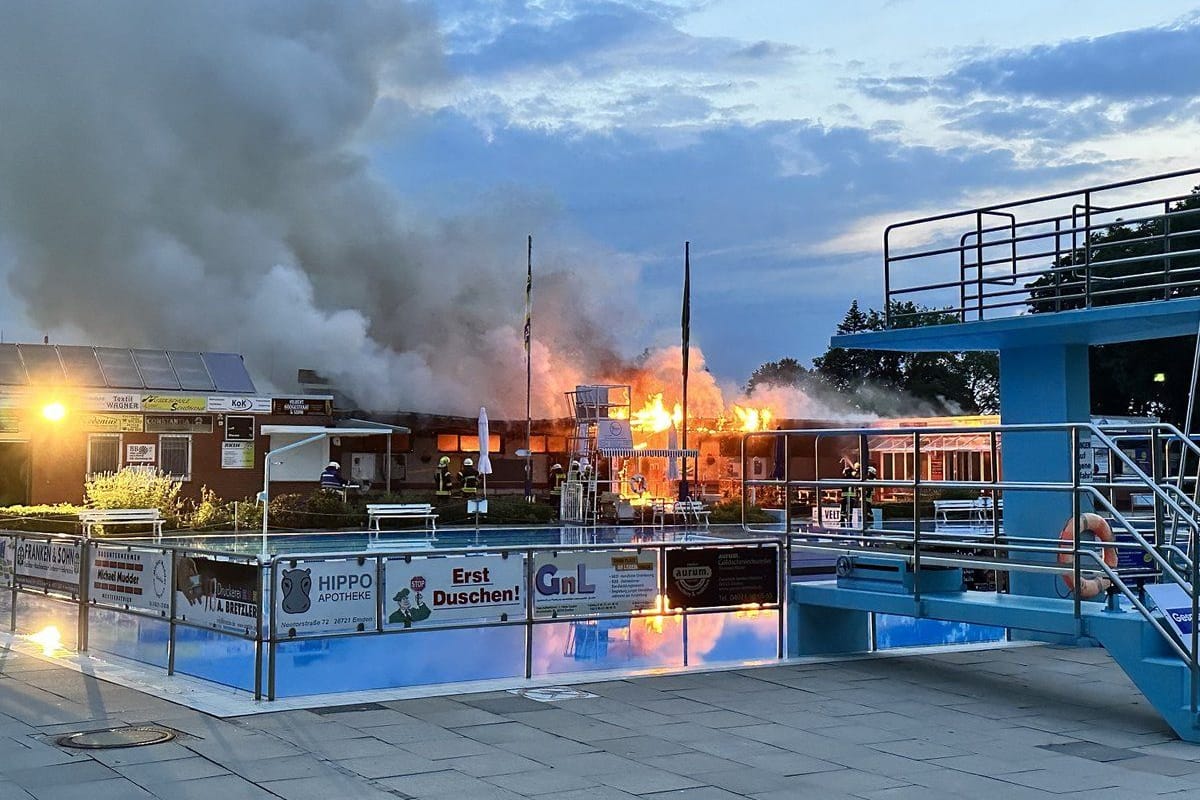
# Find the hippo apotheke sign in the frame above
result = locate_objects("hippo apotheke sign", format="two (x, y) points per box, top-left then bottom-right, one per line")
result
(274, 559), (378, 637)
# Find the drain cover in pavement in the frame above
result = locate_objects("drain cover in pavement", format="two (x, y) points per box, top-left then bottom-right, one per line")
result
(57, 726), (176, 749)
(509, 686), (597, 702)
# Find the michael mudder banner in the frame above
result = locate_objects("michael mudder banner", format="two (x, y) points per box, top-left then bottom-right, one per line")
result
(666, 546), (778, 609)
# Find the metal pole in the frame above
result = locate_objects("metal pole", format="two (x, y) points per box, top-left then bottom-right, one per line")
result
(254, 558), (265, 702)
(524, 548), (534, 679)
(912, 432), (922, 603)
(524, 235), (534, 503)
(1071, 427), (1082, 621)
(680, 242), (691, 501)
(267, 558), (277, 701)
(77, 538), (89, 652)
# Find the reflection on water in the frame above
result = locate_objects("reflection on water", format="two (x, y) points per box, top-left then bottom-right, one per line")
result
(875, 613), (1005, 649)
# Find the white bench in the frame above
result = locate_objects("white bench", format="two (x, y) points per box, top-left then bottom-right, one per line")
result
(366, 503), (438, 539)
(651, 499), (711, 528)
(933, 498), (1001, 535)
(79, 508), (165, 540)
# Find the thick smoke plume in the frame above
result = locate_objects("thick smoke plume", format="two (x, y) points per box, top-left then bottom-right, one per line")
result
(0, 1), (636, 417)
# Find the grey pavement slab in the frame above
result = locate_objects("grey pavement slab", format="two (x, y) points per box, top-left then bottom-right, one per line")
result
(3, 641), (1200, 798)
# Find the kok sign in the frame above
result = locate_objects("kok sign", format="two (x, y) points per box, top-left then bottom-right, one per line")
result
(275, 559), (378, 637)
(532, 550), (658, 618)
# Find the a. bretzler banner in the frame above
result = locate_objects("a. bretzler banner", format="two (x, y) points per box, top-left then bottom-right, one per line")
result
(383, 554), (525, 629)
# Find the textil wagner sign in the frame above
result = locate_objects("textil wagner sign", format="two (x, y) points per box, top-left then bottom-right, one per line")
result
(275, 559), (378, 637)
(665, 546), (778, 609)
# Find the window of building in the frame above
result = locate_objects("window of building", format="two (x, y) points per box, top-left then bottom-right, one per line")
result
(87, 434), (121, 475)
(159, 435), (192, 480)
(438, 433), (501, 452)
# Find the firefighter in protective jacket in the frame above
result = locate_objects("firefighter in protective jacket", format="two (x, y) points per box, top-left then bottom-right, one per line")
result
(435, 456), (454, 497)
(459, 458), (479, 495)
(550, 463), (565, 495)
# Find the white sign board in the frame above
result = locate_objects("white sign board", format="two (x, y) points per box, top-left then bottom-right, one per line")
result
(15, 538), (82, 593)
(383, 554), (525, 629)
(82, 392), (142, 412)
(0, 535), (12, 588)
(275, 559), (378, 637)
(1147, 583), (1195, 653)
(812, 506), (842, 527)
(221, 441), (255, 469)
(90, 546), (172, 614)
(207, 396), (273, 413)
(532, 550), (659, 618)
(127, 444), (156, 463)
(596, 419), (634, 450)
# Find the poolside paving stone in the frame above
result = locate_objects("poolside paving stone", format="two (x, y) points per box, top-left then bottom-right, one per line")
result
(4, 641), (1200, 797)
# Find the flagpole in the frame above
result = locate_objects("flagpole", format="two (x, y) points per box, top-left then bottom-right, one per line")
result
(524, 234), (534, 502)
(680, 241), (690, 501)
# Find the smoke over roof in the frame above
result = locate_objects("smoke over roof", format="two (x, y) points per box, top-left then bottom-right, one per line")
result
(0, 1), (634, 417)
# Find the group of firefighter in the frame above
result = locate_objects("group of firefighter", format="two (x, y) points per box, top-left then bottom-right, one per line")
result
(841, 456), (878, 521)
(433, 455), (480, 498)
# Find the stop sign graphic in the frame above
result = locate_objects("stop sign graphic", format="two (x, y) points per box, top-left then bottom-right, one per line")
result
(410, 576), (426, 592)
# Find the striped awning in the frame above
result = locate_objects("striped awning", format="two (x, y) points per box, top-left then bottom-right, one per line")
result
(598, 448), (698, 458)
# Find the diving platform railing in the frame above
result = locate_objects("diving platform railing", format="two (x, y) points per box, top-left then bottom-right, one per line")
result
(743, 421), (1200, 737)
(883, 167), (1200, 326)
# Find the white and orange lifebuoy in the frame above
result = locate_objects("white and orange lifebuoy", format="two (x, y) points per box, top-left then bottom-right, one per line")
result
(1058, 513), (1118, 599)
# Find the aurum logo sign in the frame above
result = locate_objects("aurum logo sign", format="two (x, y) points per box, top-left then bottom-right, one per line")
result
(671, 565), (712, 596)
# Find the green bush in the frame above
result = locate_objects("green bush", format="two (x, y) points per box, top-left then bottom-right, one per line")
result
(0, 504), (85, 534)
(709, 499), (773, 524)
(85, 468), (183, 526)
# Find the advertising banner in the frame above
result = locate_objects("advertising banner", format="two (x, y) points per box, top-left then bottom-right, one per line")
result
(275, 558), (378, 637)
(145, 414), (213, 434)
(383, 554), (525, 629)
(15, 537), (82, 594)
(90, 546), (172, 614)
(225, 415), (255, 441)
(207, 396), (273, 414)
(0, 410), (19, 433)
(532, 550), (658, 618)
(126, 444), (156, 463)
(272, 398), (332, 416)
(142, 395), (207, 412)
(81, 413), (143, 433)
(665, 546), (778, 610)
(0, 535), (13, 588)
(82, 392), (142, 412)
(221, 442), (255, 469)
(174, 555), (259, 636)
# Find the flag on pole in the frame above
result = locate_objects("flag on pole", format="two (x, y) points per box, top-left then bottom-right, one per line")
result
(524, 235), (532, 358)
(680, 241), (691, 501)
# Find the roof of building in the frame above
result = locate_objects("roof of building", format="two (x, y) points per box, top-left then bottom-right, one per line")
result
(0, 344), (256, 393)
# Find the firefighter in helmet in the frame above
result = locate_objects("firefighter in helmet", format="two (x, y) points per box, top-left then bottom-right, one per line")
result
(549, 462), (566, 496)
(841, 456), (858, 524)
(434, 456), (454, 498)
(459, 458), (479, 495)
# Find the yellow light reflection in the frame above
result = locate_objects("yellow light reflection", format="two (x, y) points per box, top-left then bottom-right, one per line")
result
(41, 402), (67, 422)
(28, 625), (62, 656)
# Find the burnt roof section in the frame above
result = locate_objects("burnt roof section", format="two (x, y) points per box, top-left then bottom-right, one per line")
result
(0, 344), (256, 393)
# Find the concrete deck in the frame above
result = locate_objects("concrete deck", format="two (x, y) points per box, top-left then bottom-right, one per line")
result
(2, 643), (1200, 799)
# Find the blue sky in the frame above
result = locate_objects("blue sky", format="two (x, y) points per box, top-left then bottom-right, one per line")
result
(373, 0), (1200, 382)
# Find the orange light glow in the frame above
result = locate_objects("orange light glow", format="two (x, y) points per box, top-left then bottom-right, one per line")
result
(41, 402), (67, 422)
(28, 625), (62, 655)
(629, 393), (683, 434)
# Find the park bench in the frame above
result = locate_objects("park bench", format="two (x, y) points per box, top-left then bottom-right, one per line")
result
(651, 499), (711, 528)
(366, 503), (438, 539)
(79, 508), (165, 540)
(933, 498), (1001, 535)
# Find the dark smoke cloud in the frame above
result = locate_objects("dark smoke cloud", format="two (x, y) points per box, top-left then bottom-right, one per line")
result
(0, 1), (631, 416)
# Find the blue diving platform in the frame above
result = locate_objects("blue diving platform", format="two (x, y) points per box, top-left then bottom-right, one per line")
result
(791, 574), (1199, 742)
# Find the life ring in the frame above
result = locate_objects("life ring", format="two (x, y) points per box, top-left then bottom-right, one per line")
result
(1058, 513), (1118, 599)
(630, 474), (648, 495)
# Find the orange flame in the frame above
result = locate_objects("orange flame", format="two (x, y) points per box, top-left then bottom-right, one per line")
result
(629, 393), (683, 433)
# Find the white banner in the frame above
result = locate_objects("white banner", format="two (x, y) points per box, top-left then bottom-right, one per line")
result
(384, 554), (525, 629)
(0, 535), (12, 588)
(221, 442), (255, 469)
(81, 391), (142, 412)
(15, 538), (82, 593)
(127, 443), (156, 463)
(275, 559), (378, 637)
(207, 396), (273, 413)
(90, 547), (172, 614)
(532, 550), (659, 618)
(1147, 583), (1195, 653)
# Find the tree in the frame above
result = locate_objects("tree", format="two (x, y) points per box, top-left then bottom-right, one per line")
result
(746, 357), (809, 395)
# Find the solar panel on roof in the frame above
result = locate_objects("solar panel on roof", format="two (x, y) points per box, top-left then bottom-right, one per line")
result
(57, 346), (107, 386)
(0, 345), (27, 385)
(131, 350), (181, 390)
(202, 352), (256, 393)
(17, 345), (66, 384)
(95, 348), (143, 389)
(167, 351), (215, 391)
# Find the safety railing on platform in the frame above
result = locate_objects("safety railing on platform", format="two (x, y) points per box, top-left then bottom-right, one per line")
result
(742, 421), (1200, 717)
(882, 168), (1200, 326)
